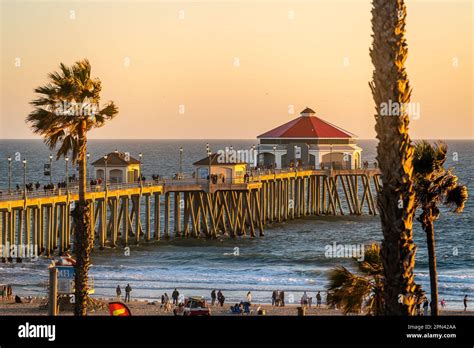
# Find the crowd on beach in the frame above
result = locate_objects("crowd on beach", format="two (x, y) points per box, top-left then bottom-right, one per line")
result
(112, 285), (328, 314)
(111, 284), (470, 316)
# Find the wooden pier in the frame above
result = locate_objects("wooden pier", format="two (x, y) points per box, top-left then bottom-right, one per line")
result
(0, 168), (380, 259)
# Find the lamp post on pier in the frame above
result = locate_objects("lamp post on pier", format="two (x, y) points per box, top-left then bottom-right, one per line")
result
(257, 144), (260, 168)
(273, 145), (277, 172)
(307, 144), (310, 169)
(86, 153), (90, 187)
(139, 153), (143, 187)
(65, 156), (69, 193)
(179, 147), (183, 180)
(251, 145), (256, 168)
(206, 143), (212, 186)
(49, 154), (53, 185)
(22, 159), (27, 200)
(7, 156), (12, 194)
(294, 145), (298, 169)
(104, 155), (108, 191)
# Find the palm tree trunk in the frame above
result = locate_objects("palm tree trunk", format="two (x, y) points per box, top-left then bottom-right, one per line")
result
(425, 219), (439, 316)
(369, 0), (417, 315)
(72, 121), (92, 316)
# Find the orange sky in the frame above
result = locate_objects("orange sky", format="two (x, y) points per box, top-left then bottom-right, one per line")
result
(0, 0), (472, 139)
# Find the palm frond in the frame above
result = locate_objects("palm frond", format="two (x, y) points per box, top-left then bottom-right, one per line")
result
(327, 266), (372, 314)
(413, 141), (447, 177)
(26, 59), (118, 161)
(445, 185), (468, 213)
(357, 243), (383, 276)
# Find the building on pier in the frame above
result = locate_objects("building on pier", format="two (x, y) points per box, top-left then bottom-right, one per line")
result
(193, 153), (247, 183)
(257, 107), (362, 169)
(91, 151), (141, 183)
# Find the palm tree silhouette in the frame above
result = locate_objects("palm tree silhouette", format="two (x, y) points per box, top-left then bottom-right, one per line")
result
(27, 59), (118, 315)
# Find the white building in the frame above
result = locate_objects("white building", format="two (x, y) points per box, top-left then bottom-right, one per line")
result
(91, 151), (141, 183)
(257, 107), (362, 169)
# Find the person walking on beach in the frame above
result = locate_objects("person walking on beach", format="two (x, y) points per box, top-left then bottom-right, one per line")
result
(271, 290), (277, 306)
(316, 291), (322, 308)
(415, 302), (421, 316)
(423, 299), (429, 316)
(246, 291), (252, 305)
(211, 289), (217, 306)
(217, 290), (225, 307)
(301, 291), (308, 307)
(280, 290), (285, 307)
(172, 288), (179, 306)
(160, 294), (165, 309)
(163, 293), (171, 312)
(464, 295), (469, 311)
(116, 285), (122, 300)
(125, 284), (132, 303)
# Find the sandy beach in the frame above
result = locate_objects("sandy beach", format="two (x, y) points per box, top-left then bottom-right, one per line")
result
(1, 298), (472, 316)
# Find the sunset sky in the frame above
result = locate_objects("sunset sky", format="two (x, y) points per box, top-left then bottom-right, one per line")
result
(0, 0), (472, 139)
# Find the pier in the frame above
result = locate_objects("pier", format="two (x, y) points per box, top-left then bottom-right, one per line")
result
(0, 168), (380, 258)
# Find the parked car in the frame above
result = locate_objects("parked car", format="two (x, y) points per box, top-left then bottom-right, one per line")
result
(173, 296), (211, 316)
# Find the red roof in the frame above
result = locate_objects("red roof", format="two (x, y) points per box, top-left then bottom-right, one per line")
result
(257, 113), (357, 139)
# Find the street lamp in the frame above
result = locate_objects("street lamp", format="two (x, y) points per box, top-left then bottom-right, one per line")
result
(294, 145), (298, 168)
(256, 144), (260, 167)
(104, 155), (108, 190)
(179, 147), (183, 179)
(251, 145), (256, 168)
(65, 157), (69, 192)
(307, 144), (310, 169)
(7, 156), (12, 194)
(49, 154), (53, 185)
(22, 159), (27, 199)
(206, 144), (211, 183)
(273, 145), (277, 170)
(138, 153), (143, 186)
(86, 153), (90, 185)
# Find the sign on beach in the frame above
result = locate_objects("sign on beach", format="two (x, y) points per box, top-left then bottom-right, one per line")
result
(56, 266), (75, 294)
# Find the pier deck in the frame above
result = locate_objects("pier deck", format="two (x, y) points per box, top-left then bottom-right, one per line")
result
(0, 168), (380, 258)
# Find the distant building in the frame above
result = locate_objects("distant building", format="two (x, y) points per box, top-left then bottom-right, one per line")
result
(91, 151), (141, 183)
(193, 153), (247, 183)
(257, 107), (362, 169)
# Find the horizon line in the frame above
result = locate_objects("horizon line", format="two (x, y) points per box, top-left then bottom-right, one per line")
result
(1, 138), (473, 141)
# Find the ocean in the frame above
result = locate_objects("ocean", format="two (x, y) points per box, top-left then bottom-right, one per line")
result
(0, 139), (473, 309)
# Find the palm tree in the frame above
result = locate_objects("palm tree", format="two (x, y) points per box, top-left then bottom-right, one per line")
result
(327, 243), (425, 315)
(369, 0), (417, 314)
(413, 141), (468, 316)
(27, 59), (118, 315)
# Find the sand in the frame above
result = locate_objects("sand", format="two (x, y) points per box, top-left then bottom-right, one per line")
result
(0, 298), (472, 316)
